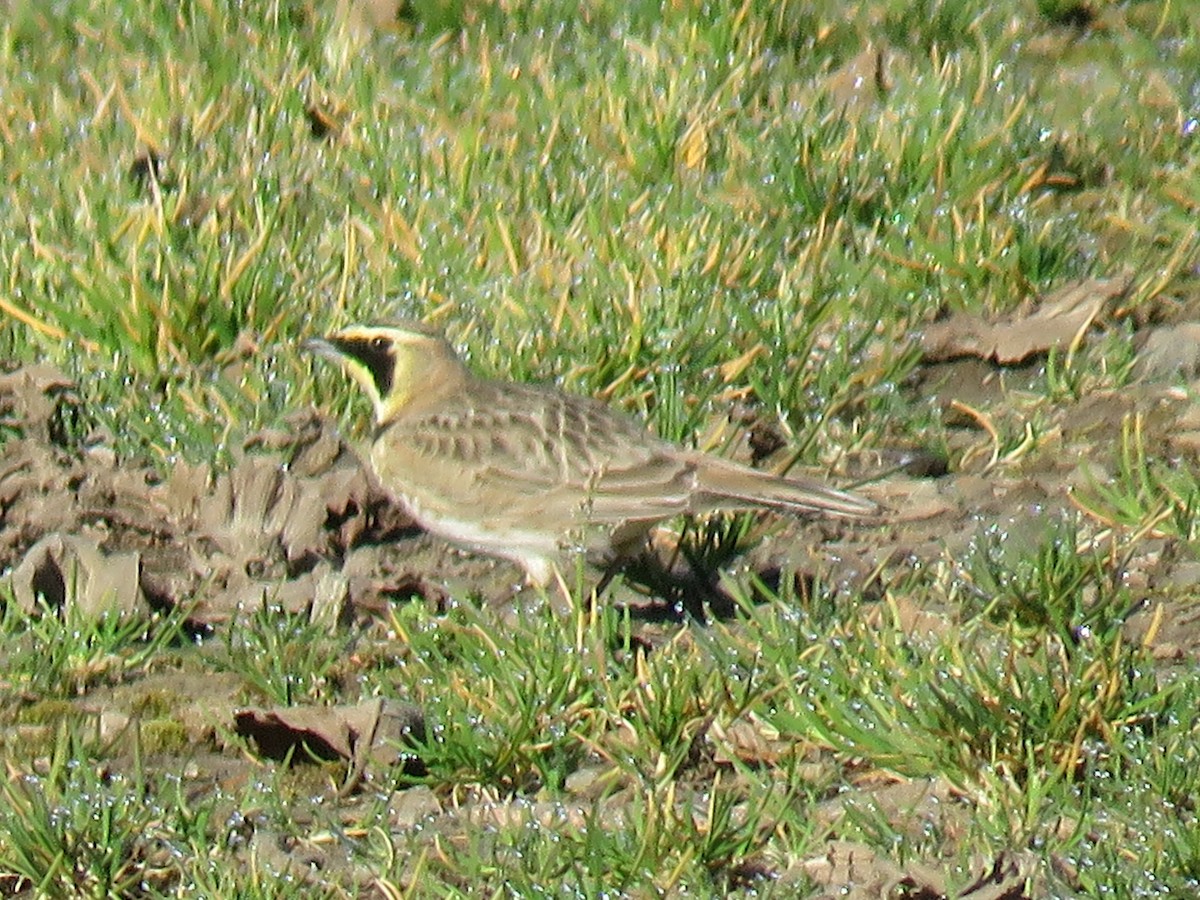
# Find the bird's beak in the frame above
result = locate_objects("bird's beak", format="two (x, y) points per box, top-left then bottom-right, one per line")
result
(302, 337), (342, 362)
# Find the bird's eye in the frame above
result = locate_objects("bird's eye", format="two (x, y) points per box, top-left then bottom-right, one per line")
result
(370, 337), (389, 352)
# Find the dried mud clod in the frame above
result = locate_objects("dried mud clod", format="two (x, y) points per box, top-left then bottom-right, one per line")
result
(0, 363), (83, 447)
(0, 369), (423, 630)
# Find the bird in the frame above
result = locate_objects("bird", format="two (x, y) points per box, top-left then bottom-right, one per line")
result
(305, 322), (878, 589)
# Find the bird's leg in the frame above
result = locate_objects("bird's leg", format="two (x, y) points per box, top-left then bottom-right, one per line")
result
(588, 558), (623, 609)
(547, 555), (616, 618)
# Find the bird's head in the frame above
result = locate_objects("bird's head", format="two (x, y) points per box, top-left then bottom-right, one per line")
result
(305, 322), (467, 424)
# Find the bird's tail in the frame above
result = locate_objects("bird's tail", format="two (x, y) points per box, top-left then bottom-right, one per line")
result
(693, 455), (878, 518)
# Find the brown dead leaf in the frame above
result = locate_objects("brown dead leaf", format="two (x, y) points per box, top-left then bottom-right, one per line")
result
(235, 698), (425, 792)
(920, 277), (1129, 365)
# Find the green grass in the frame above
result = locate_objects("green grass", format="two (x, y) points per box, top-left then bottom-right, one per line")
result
(0, 591), (192, 699)
(2, 0), (1200, 895)
(211, 600), (353, 706)
(8, 0), (1194, 460)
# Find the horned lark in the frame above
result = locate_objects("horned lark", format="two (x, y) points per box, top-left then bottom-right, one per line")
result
(306, 322), (877, 587)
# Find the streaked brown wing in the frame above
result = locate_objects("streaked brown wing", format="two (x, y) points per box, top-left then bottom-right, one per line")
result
(384, 379), (698, 526)
(482, 450), (696, 525)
